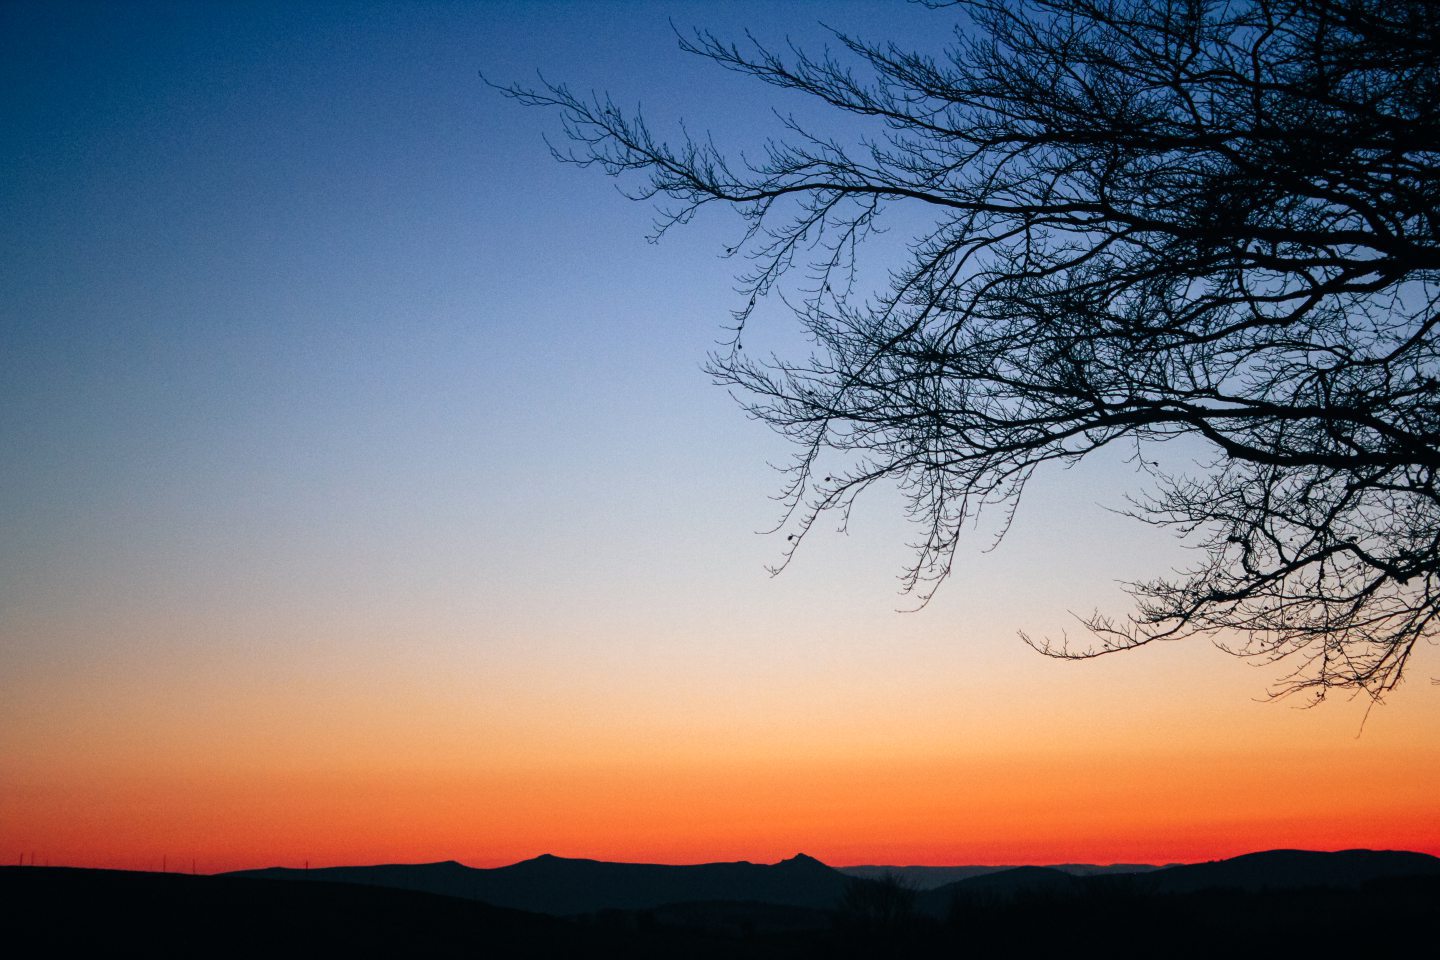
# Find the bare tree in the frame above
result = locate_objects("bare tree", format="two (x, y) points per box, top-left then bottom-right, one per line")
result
(836, 872), (921, 943)
(497, 0), (1440, 701)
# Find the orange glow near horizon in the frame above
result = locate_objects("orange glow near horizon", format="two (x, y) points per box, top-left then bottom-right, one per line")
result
(5, 611), (1439, 874)
(7, 717), (1437, 873)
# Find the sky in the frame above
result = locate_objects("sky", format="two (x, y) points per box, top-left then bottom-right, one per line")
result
(2, 0), (1437, 873)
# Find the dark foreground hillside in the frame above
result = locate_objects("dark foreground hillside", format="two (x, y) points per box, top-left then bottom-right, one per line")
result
(6, 853), (1439, 957)
(937, 875), (1440, 955)
(0, 867), (813, 958)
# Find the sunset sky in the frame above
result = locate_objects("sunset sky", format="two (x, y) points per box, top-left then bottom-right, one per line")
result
(3, 0), (1437, 874)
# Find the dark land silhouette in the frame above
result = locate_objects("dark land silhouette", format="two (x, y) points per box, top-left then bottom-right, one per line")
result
(227, 851), (849, 914)
(840, 862), (1167, 889)
(8, 849), (1437, 955)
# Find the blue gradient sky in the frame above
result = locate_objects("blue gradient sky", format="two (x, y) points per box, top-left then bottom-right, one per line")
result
(3, 1), (1436, 871)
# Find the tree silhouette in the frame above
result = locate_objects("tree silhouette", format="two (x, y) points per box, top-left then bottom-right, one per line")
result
(834, 872), (922, 952)
(498, 0), (1440, 701)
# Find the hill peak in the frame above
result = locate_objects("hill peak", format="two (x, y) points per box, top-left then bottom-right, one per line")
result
(519, 853), (594, 866)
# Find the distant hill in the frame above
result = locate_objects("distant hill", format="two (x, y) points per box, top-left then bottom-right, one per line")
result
(228, 852), (850, 915)
(231, 847), (1440, 920)
(918, 865), (1083, 914)
(918, 847), (1440, 915)
(840, 861), (1166, 889)
(1146, 848), (1440, 894)
(928, 852), (1440, 955)
(840, 863), (1007, 887)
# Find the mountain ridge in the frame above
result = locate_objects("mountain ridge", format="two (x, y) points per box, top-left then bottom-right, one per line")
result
(225, 847), (1440, 916)
(229, 851), (850, 914)
(15, 857), (1440, 955)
